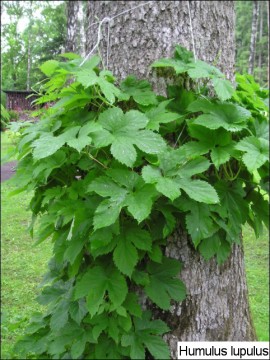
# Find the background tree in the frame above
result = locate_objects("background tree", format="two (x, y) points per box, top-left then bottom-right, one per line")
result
(248, 1), (259, 75)
(85, 1), (256, 353)
(1, 0), (66, 95)
(26, 1), (33, 90)
(66, 0), (86, 56)
(235, 1), (268, 86)
(66, 1), (79, 53)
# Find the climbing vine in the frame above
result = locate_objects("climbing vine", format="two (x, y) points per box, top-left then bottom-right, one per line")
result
(12, 47), (269, 359)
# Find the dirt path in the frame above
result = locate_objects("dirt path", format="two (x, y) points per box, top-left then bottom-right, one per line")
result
(1, 161), (17, 182)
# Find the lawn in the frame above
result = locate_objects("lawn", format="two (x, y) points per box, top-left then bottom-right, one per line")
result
(1, 131), (18, 163)
(0, 132), (269, 359)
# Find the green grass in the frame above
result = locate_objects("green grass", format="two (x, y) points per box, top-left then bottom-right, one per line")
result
(1, 182), (52, 359)
(243, 225), (269, 341)
(1, 131), (18, 163)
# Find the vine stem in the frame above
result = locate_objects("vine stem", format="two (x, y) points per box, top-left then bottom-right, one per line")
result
(84, 151), (108, 169)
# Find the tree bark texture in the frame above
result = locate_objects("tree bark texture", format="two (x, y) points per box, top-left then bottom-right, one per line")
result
(78, 1), (86, 57)
(86, 1), (235, 85)
(66, 1), (79, 53)
(267, 0), (269, 86)
(248, 1), (259, 75)
(85, 0), (256, 352)
(258, 2), (263, 83)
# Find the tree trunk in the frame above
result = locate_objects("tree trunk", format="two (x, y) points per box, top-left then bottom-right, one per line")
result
(77, 1), (86, 57)
(85, 0), (256, 353)
(66, 1), (79, 53)
(248, 1), (259, 75)
(26, 1), (33, 90)
(258, 2), (263, 83)
(267, 0), (269, 86)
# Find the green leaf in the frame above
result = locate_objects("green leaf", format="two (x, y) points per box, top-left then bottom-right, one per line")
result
(142, 165), (161, 183)
(216, 240), (231, 264)
(97, 108), (165, 167)
(50, 300), (69, 331)
(80, 55), (100, 69)
(76, 69), (98, 87)
(107, 168), (140, 190)
(89, 227), (114, 251)
(107, 267), (128, 308)
(113, 235), (138, 277)
(145, 258), (186, 309)
(188, 99), (251, 132)
(64, 236), (85, 265)
(177, 156), (210, 177)
(149, 245), (163, 263)
(210, 146), (231, 168)
(215, 180), (249, 240)
(146, 100), (181, 131)
(120, 76), (157, 105)
(93, 198), (124, 231)
(126, 227), (152, 252)
(74, 266), (107, 316)
(235, 136), (269, 173)
(185, 202), (218, 247)
(40, 60), (59, 76)
(178, 178), (220, 204)
(126, 184), (157, 222)
(66, 134), (92, 152)
(198, 231), (231, 263)
(199, 232), (221, 260)
(88, 176), (127, 199)
(123, 293), (142, 318)
(143, 334), (170, 360)
(142, 165), (181, 201)
(111, 137), (138, 167)
(70, 337), (86, 359)
(151, 58), (189, 74)
(74, 265), (127, 316)
(133, 130), (166, 155)
(212, 78), (234, 101)
(32, 127), (80, 160)
(122, 334), (145, 359)
(69, 300), (88, 325)
(59, 53), (81, 60)
(132, 270), (150, 286)
(32, 134), (65, 159)
(187, 60), (221, 79)
(155, 177), (181, 201)
(98, 75), (121, 104)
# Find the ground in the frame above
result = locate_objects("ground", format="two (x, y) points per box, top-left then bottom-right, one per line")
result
(1, 161), (17, 182)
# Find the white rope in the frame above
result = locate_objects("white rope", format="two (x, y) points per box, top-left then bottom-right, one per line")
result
(106, 20), (110, 68)
(80, 16), (111, 66)
(87, 1), (152, 30)
(82, 1), (153, 68)
(187, 1), (197, 62)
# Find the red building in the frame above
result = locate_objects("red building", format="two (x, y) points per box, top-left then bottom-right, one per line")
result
(3, 90), (38, 111)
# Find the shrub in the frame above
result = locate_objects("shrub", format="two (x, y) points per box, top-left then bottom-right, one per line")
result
(1, 104), (10, 131)
(12, 47), (269, 359)
(8, 110), (20, 121)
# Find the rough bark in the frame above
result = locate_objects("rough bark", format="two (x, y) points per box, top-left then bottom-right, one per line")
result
(77, 1), (86, 57)
(85, 0), (256, 353)
(66, 1), (79, 53)
(267, 0), (269, 86)
(248, 1), (259, 75)
(258, 2), (263, 82)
